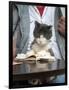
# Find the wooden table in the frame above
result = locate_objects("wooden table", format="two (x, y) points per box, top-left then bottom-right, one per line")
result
(13, 59), (65, 81)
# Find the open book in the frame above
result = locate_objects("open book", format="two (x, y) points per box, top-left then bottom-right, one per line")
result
(15, 50), (56, 63)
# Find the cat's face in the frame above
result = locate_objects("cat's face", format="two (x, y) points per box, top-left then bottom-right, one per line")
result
(36, 35), (48, 46)
(34, 21), (52, 40)
(33, 21), (52, 46)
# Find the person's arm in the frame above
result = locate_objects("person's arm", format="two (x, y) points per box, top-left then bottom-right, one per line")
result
(54, 7), (65, 38)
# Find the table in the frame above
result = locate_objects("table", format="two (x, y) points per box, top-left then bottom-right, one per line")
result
(13, 59), (65, 81)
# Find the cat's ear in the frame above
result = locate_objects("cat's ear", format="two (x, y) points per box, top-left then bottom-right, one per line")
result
(48, 25), (52, 29)
(35, 21), (40, 27)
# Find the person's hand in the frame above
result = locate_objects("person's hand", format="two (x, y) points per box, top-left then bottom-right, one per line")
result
(58, 16), (65, 37)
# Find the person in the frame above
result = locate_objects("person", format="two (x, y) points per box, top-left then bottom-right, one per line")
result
(12, 4), (65, 84)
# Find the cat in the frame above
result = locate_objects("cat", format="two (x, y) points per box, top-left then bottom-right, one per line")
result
(31, 21), (54, 56)
(28, 21), (54, 85)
